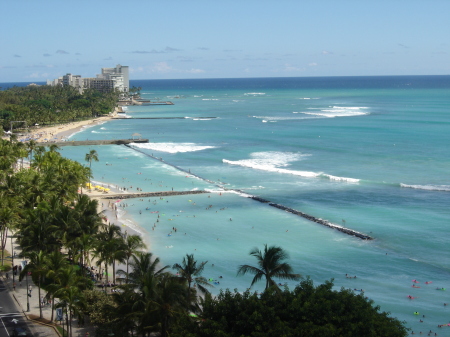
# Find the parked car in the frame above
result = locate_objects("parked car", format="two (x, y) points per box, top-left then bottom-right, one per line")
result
(12, 327), (28, 336)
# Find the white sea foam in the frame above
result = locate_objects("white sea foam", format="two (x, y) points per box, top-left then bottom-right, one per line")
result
(223, 151), (319, 178)
(302, 106), (369, 118)
(322, 174), (360, 183)
(204, 188), (253, 198)
(131, 142), (216, 154)
(254, 115), (319, 121)
(223, 151), (359, 183)
(400, 183), (450, 192)
(223, 158), (320, 178)
(244, 92), (266, 96)
(202, 99), (219, 101)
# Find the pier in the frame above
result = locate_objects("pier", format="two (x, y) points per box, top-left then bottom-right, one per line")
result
(48, 138), (149, 147)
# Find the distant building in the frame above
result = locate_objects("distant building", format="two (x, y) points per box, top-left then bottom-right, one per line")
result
(46, 64), (129, 93)
(101, 64), (129, 92)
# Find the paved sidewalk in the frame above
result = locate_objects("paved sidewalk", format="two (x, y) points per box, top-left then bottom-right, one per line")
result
(3, 238), (97, 337)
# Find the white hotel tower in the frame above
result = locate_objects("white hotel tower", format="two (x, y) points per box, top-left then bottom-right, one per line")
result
(47, 64), (129, 93)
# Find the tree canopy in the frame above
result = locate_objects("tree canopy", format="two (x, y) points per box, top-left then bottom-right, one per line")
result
(0, 84), (120, 131)
(175, 278), (408, 337)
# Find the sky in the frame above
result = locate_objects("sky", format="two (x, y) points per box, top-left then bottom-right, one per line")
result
(1, 0), (449, 83)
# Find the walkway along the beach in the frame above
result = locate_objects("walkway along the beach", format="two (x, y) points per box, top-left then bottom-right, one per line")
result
(124, 144), (374, 241)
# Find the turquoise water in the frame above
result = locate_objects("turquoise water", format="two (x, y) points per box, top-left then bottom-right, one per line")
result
(60, 76), (450, 334)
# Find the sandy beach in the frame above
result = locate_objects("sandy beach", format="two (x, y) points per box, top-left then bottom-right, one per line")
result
(2, 108), (121, 143)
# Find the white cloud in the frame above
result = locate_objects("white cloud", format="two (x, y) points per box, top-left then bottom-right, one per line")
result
(308, 62), (318, 67)
(186, 68), (205, 74)
(154, 62), (174, 73)
(284, 63), (304, 72)
(130, 63), (205, 75)
(131, 47), (182, 54)
(26, 72), (50, 79)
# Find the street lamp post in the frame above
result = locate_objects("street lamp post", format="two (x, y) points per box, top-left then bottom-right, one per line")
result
(23, 260), (30, 312)
(26, 272), (30, 312)
(10, 236), (14, 285)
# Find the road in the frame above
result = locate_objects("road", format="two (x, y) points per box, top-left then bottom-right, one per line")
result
(0, 278), (32, 337)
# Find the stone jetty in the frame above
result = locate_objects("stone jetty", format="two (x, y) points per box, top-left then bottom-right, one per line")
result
(250, 196), (373, 240)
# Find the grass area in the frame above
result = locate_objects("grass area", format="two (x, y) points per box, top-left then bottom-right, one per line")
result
(56, 325), (68, 337)
(0, 249), (12, 271)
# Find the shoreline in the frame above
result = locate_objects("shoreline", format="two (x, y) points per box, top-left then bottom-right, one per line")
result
(83, 185), (152, 252)
(2, 108), (120, 143)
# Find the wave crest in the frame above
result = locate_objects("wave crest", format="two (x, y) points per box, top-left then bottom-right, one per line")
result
(130, 142), (216, 154)
(400, 183), (450, 192)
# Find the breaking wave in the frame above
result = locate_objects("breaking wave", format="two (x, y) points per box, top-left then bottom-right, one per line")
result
(223, 151), (360, 183)
(130, 142), (216, 154)
(301, 106), (369, 118)
(400, 183), (450, 192)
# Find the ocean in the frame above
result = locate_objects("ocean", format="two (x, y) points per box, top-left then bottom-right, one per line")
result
(57, 75), (450, 333)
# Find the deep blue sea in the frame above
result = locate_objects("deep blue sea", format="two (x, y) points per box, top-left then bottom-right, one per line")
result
(12, 76), (450, 333)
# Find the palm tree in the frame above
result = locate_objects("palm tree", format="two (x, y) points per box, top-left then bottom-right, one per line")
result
(237, 244), (301, 291)
(19, 250), (48, 318)
(0, 201), (20, 266)
(44, 251), (69, 322)
(26, 139), (38, 162)
(84, 149), (98, 185)
(118, 234), (146, 284)
(56, 285), (84, 337)
(154, 273), (188, 337)
(94, 223), (123, 285)
(127, 251), (170, 289)
(118, 252), (171, 336)
(19, 202), (59, 254)
(172, 254), (211, 305)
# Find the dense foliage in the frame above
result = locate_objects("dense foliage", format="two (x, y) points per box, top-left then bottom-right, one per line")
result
(0, 85), (120, 131)
(175, 279), (408, 337)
